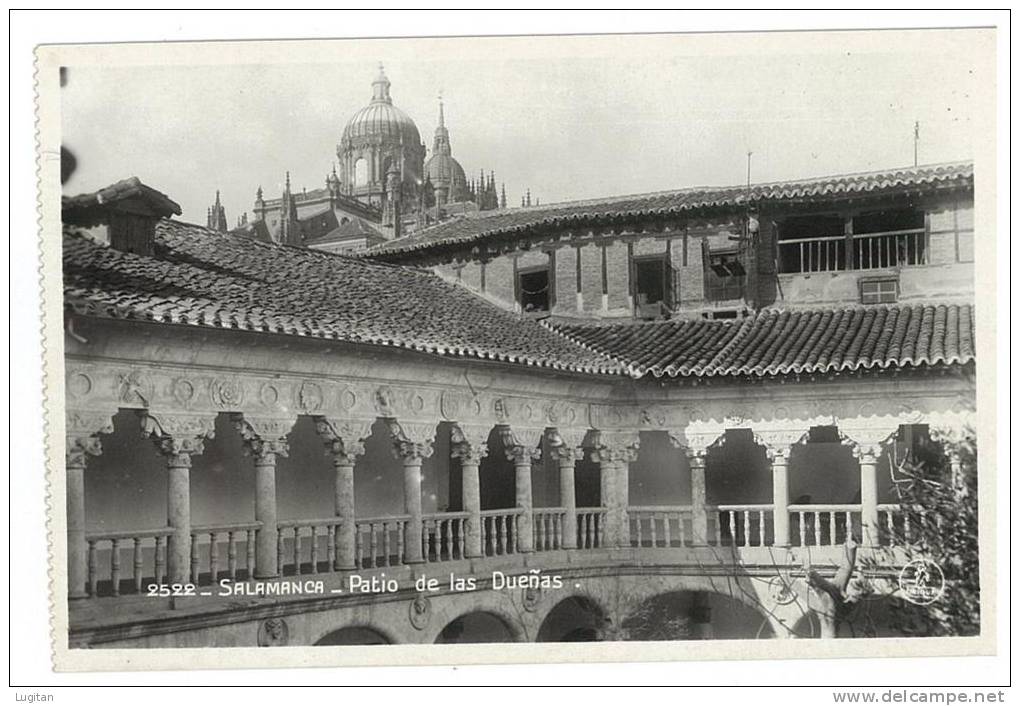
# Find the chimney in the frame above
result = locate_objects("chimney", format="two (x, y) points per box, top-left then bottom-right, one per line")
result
(62, 177), (181, 256)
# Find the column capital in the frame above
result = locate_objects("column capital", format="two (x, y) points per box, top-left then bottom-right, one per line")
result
(141, 410), (217, 464)
(66, 433), (103, 469)
(547, 428), (588, 463)
(388, 420), (435, 462)
(315, 416), (372, 464)
(500, 426), (543, 465)
(753, 428), (809, 461)
(667, 429), (722, 457)
(842, 427), (897, 462)
(232, 414), (292, 462)
(592, 429), (640, 464)
(451, 423), (490, 465)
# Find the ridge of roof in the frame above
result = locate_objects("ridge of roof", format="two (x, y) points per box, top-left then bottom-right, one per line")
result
(367, 161), (973, 259)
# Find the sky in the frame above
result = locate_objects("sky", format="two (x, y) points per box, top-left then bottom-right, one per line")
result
(60, 29), (991, 226)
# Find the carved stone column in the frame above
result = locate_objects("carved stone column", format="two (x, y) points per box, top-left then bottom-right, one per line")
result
(389, 421), (435, 565)
(451, 424), (490, 559)
(66, 426), (107, 599)
(687, 448), (709, 546)
(501, 427), (543, 554)
(547, 429), (586, 550)
(768, 447), (792, 547)
(593, 431), (640, 548)
(754, 429), (806, 549)
(845, 427), (895, 547)
(853, 442), (883, 547)
(142, 412), (216, 583)
(667, 430), (717, 546)
(233, 415), (293, 578)
(316, 418), (371, 571)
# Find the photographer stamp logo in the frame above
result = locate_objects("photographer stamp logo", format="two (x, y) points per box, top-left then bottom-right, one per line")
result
(898, 559), (946, 605)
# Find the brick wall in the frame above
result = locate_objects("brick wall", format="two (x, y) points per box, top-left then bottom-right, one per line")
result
(552, 246), (578, 315)
(605, 241), (631, 311)
(484, 254), (516, 307)
(579, 243), (604, 313)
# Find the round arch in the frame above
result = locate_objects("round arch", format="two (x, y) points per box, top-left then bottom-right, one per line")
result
(434, 610), (522, 644)
(622, 589), (775, 641)
(313, 624), (394, 646)
(536, 594), (609, 642)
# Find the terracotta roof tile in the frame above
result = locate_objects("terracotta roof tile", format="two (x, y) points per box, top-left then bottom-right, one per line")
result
(368, 162), (973, 260)
(62, 221), (625, 376)
(556, 303), (975, 378)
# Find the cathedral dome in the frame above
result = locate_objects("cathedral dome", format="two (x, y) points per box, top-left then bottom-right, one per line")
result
(340, 66), (422, 150)
(425, 153), (467, 190)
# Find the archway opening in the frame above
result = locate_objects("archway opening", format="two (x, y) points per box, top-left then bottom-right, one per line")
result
(435, 611), (516, 644)
(706, 429), (772, 545)
(315, 626), (390, 645)
(536, 596), (607, 642)
(622, 590), (774, 641)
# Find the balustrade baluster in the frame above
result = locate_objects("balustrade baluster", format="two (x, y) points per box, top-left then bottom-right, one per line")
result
(743, 510), (750, 546)
(310, 526), (319, 574)
(458, 519), (466, 559)
(326, 526), (336, 573)
(353, 526), (362, 570)
(798, 512), (806, 546)
(369, 522), (379, 568)
(87, 540), (98, 596)
(189, 534), (200, 584)
(227, 531), (238, 581)
(728, 511), (737, 546)
(651, 515), (660, 547)
(291, 527), (301, 575)
(155, 536), (167, 584)
(133, 537), (144, 593)
(497, 516), (507, 554)
(381, 522), (391, 567)
(276, 528), (285, 575)
(443, 519), (452, 560)
(660, 514), (670, 547)
(814, 512), (822, 546)
(245, 530), (255, 579)
(395, 521), (405, 564)
(110, 538), (122, 596)
(209, 532), (219, 582)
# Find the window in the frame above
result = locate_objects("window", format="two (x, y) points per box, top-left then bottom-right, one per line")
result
(517, 266), (550, 313)
(860, 277), (899, 304)
(354, 158), (368, 186)
(632, 254), (674, 318)
(703, 245), (745, 302)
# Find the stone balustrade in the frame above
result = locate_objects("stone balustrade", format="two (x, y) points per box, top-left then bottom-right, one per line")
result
(64, 392), (974, 601)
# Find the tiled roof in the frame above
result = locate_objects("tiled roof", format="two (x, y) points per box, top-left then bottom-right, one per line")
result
(368, 162), (973, 259)
(62, 220), (625, 376)
(556, 304), (975, 378)
(306, 216), (386, 246)
(62, 177), (181, 228)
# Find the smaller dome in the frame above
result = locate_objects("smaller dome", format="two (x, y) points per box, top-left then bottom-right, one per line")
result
(425, 153), (467, 191)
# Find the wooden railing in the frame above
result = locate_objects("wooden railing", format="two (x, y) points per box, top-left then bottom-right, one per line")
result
(354, 515), (408, 570)
(779, 228), (927, 274)
(789, 504), (861, 547)
(85, 527), (173, 597)
(191, 522), (261, 584)
(480, 509), (521, 556)
(422, 512), (469, 563)
(533, 508), (567, 551)
(576, 507), (606, 549)
(628, 506), (692, 548)
(709, 504), (774, 547)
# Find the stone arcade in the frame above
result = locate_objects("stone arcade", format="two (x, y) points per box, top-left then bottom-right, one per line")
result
(60, 164), (976, 648)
